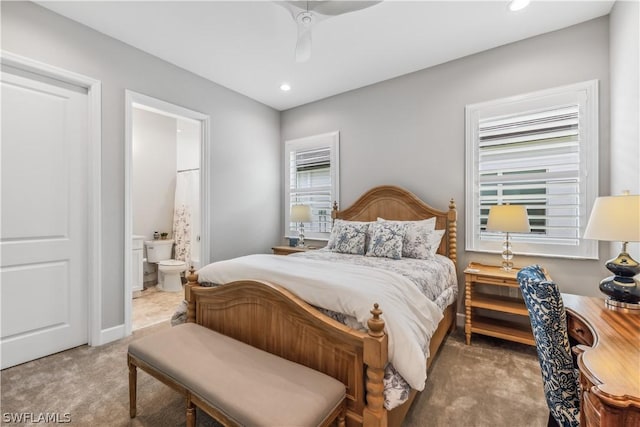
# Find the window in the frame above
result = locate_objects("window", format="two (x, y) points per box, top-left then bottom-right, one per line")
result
(466, 81), (599, 259)
(285, 131), (339, 240)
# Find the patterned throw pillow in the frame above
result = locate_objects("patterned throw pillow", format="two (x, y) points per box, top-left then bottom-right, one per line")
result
(366, 221), (406, 260)
(377, 217), (436, 231)
(424, 229), (446, 257)
(377, 217), (440, 259)
(328, 220), (369, 255)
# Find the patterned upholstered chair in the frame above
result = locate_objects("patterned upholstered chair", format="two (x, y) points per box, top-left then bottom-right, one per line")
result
(517, 265), (580, 427)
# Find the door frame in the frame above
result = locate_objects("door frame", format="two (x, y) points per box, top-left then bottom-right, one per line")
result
(1, 50), (103, 346)
(124, 90), (211, 336)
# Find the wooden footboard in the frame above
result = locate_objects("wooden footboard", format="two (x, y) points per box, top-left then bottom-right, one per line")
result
(185, 272), (456, 427)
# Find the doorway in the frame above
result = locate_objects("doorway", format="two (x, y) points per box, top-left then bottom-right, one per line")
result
(124, 91), (210, 335)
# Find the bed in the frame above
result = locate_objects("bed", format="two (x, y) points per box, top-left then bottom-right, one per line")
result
(180, 185), (458, 427)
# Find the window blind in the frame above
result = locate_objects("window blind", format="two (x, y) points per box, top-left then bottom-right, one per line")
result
(284, 131), (339, 239)
(465, 80), (598, 259)
(478, 105), (581, 246)
(289, 147), (333, 233)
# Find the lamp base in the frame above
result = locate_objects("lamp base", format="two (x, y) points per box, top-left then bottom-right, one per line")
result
(599, 274), (640, 304)
(604, 298), (640, 312)
(598, 246), (640, 311)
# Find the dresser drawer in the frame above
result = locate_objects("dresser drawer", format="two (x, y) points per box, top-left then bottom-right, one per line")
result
(567, 315), (594, 346)
(583, 390), (601, 427)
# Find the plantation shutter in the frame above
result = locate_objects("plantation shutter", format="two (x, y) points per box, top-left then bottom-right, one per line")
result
(478, 105), (581, 246)
(284, 131), (339, 239)
(289, 147), (333, 233)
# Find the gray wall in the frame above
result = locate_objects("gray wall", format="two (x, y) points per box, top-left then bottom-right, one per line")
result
(610, 0), (639, 259)
(281, 17), (611, 305)
(1, 2), (281, 329)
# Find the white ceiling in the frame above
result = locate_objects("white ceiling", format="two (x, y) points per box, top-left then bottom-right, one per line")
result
(38, 1), (614, 111)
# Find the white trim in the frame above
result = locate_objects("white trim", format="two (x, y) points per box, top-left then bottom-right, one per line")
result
(284, 131), (340, 239)
(124, 90), (211, 337)
(99, 324), (125, 345)
(456, 313), (465, 328)
(1, 50), (103, 346)
(465, 80), (599, 260)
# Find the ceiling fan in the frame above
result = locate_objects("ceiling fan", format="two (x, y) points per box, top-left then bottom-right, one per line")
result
(277, 1), (381, 62)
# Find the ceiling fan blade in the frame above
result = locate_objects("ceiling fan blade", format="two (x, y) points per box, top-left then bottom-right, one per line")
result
(311, 1), (381, 16)
(295, 15), (313, 62)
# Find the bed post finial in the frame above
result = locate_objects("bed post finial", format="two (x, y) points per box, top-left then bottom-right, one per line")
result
(331, 200), (338, 224)
(367, 303), (385, 338)
(364, 303), (388, 426)
(185, 266), (198, 323)
(187, 266), (198, 284)
(448, 198), (457, 266)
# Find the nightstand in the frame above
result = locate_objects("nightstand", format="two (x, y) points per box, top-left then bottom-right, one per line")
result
(464, 262), (548, 346)
(271, 246), (311, 256)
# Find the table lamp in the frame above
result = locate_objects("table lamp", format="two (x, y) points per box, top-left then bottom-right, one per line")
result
(290, 204), (312, 247)
(486, 204), (530, 271)
(583, 193), (640, 310)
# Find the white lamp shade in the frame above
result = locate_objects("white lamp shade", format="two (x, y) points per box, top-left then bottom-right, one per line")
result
(290, 204), (312, 223)
(486, 205), (530, 233)
(583, 194), (640, 242)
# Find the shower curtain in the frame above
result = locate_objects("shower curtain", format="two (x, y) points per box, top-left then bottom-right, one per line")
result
(173, 169), (199, 269)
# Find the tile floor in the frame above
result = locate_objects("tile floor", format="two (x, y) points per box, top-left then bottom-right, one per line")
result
(132, 285), (185, 331)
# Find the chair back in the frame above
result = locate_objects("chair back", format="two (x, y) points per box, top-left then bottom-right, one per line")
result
(517, 265), (580, 427)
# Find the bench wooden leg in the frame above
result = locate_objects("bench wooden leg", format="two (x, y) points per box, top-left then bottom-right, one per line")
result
(186, 394), (196, 427)
(128, 357), (137, 418)
(337, 401), (346, 427)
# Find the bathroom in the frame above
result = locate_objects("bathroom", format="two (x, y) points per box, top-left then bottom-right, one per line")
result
(131, 105), (201, 330)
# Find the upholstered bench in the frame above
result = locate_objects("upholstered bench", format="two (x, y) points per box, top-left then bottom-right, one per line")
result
(127, 323), (346, 427)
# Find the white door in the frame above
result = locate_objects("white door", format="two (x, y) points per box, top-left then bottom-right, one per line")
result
(1, 66), (89, 369)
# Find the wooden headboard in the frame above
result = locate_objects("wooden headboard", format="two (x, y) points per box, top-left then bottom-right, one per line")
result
(331, 185), (457, 265)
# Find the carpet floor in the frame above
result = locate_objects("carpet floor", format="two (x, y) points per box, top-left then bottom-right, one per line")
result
(1, 323), (547, 427)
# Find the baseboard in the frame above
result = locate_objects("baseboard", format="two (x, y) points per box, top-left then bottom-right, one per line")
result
(456, 313), (465, 328)
(98, 324), (125, 346)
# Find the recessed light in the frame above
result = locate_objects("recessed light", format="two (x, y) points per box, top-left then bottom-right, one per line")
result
(177, 129), (182, 133)
(280, 83), (291, 92)
(508, 0), (530, 11)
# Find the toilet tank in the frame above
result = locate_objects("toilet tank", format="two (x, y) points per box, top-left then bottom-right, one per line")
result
(145, 239), (174, 262)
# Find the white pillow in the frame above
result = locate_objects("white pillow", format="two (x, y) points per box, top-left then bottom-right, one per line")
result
(377, 217), (438, 258)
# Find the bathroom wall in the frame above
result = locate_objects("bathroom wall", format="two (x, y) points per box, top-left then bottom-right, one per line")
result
(177, 118), (200, 171)
(132, 107), (177, 243)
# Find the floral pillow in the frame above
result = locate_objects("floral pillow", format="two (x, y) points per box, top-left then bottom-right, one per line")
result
(377, 217), (439, 259)
(328, 220), (370, 255)
(366, 222), (406, 260)
(403, 226), (445, 259)
(377, 217), (436, 231)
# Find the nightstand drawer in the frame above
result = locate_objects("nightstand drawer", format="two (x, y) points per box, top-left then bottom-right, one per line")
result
(567, 315), (594, 346)
(474, 276), (521, 288)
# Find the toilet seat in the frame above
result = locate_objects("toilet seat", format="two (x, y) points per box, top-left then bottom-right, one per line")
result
(158, 260), (186, 267)
(157, 260), (187, 292)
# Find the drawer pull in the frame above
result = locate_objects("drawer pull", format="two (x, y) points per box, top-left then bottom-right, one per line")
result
(574, 327), (584, 334)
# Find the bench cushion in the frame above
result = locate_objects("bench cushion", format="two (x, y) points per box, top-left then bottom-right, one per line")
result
(128, 323), (345, 426)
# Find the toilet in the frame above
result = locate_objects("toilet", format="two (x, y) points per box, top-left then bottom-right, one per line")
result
(144, 239), (186, 292)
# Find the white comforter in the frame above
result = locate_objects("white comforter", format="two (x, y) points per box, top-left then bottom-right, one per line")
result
(196, 254), (443, 391)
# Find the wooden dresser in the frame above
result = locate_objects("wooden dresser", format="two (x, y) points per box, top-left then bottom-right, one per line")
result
(562, 294), (640, 427)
